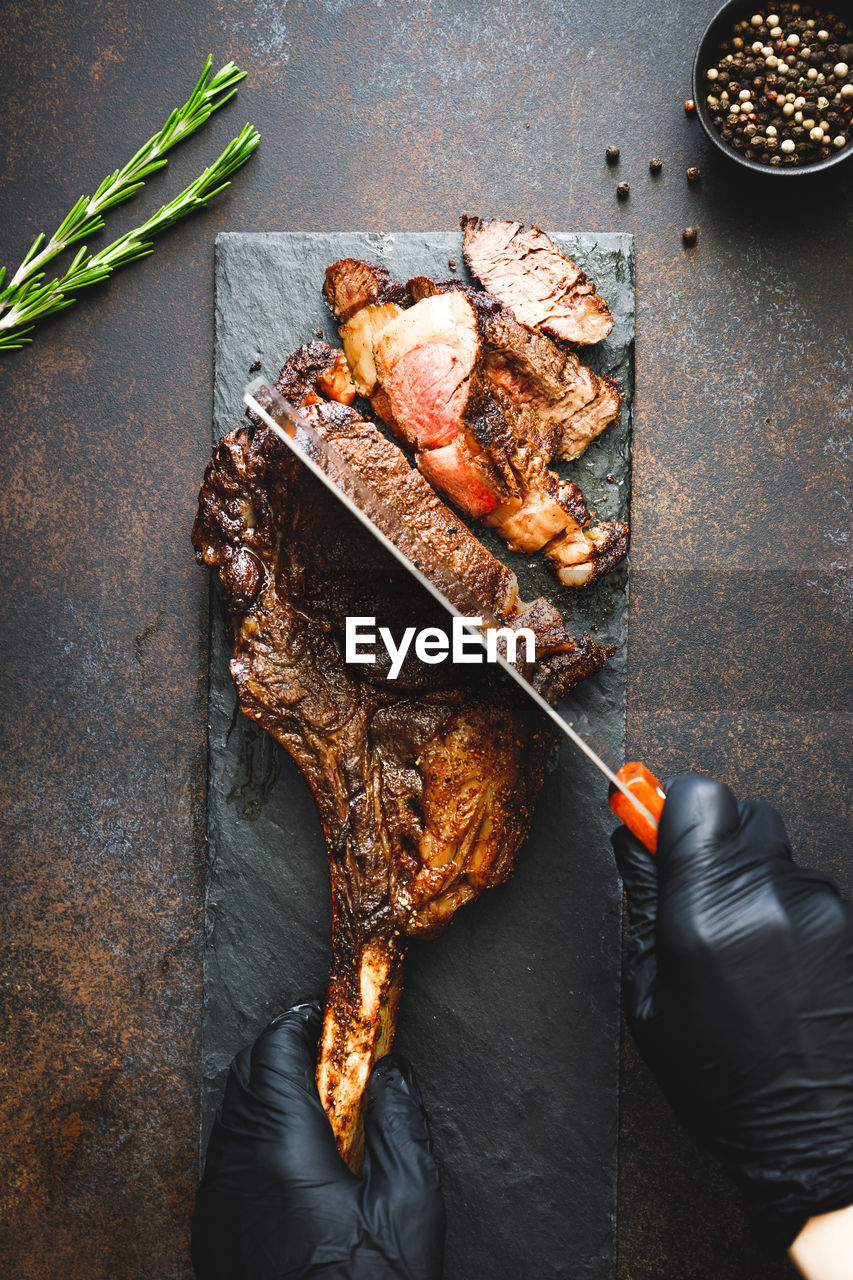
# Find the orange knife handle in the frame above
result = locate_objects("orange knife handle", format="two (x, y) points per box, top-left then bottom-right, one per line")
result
(608, 762), (666, 855)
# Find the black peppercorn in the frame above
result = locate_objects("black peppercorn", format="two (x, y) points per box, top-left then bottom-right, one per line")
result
(687, 165), (701, 181)
(649, 156), (663, 172)
(682, 226), (698, 244)
(616, 181), (630, 198)
(684, 98), (696, 113)
(606, 145), (620, 163)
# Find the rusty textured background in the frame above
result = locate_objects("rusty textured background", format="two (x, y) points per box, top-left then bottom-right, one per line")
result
(0, 2), (850, 1278)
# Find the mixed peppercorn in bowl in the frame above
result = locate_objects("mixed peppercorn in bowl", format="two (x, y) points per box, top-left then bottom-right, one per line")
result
(693, 0), (853, 172)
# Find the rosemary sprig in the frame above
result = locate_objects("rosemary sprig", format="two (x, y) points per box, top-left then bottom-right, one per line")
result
(0, 124), (260, 350)
(0, 57), (247, 307)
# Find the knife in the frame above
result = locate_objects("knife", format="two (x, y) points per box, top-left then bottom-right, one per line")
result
(244, 379), (664, 853)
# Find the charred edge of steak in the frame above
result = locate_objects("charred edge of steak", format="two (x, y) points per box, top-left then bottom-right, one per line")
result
(544, 520), (630, 588)
(324, 259), (410, 322)
(406, 274), (501, 320)
(246, 340), (356, 432)
(527, 634), (615, 705)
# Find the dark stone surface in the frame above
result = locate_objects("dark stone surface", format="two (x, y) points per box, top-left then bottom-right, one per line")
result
(0, 1), (850, 1278)
(205, 230), (632, 1279)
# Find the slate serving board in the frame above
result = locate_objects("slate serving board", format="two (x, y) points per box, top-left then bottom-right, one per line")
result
(204, 231), (634, 1280)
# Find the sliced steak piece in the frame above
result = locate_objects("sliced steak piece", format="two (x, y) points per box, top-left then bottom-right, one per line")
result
(324, 259), (410, 397)
(461, 216), (614, 346)
(545, 520), (629, 587)
(370, 291), (592, 553)
(324, 259), (627, 586)
(340, 301), (406, 396)
(408, 276), (620, 461)
(251, 342), (607, 647)
(478, 307), (620, 461)
(323, 258), (409, 322)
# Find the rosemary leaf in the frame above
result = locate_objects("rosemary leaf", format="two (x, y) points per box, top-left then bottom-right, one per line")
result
(0, 123), (260, 351)
(0, 56), (247, 304)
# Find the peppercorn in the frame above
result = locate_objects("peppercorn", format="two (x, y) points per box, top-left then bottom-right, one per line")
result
(649, 156), (663, 172)
(448, 259), (457, 269)
(701, 2), (853, 166)
(616, 181), (630, 198)
(687, 165), (701, 181)
(682, 226), (698, 244)
(684, 98), (696, 113)
(606, 145), (620, 163)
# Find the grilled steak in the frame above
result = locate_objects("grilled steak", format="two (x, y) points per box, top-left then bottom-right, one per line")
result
(461, 216), (614, 346)
(194, 345), (611, 1168)
(408, 276), (621, 461)
(325, 258), (628, 586)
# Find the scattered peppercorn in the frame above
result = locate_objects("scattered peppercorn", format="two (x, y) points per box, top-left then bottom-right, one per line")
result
(616, 181), (630, 198)
(606, 474), (616, 483)
(701, 3), (852, 166)
(448, 258), (457, 269)
(685, 98), (696, 113)
(650, 156), (663, 172)
(687, 165), (701, 181)
(249, 358), (261, 373)
(606, 145), (620, 162)
(682, 225), (698, 244)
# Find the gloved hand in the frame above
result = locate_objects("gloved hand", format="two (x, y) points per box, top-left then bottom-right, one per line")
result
(191, 1000), (445, 1279)
(613, 774), (853, 1253)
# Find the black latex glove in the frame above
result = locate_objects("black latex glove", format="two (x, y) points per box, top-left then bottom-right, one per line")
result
(613, 774), (853, 1253)
(192, 1000), (445, 1279)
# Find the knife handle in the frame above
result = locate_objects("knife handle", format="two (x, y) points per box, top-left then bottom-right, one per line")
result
(608, 762), (666, 854)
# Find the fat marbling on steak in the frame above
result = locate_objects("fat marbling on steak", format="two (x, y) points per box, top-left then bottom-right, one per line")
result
(461, 216), (615, 346)
(194, 342), (612, 1168)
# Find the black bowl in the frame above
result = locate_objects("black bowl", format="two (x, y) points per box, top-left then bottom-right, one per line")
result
(693, 0), (853, 175)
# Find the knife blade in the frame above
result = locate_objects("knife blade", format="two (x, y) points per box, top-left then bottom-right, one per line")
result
(244, 379), (662, 846)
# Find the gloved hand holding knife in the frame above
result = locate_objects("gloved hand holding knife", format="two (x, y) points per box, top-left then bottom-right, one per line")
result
(615, 774), (853, 1279)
